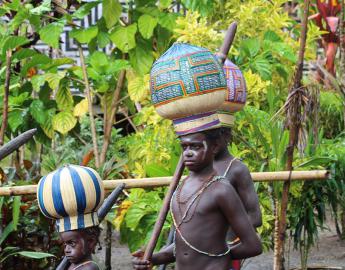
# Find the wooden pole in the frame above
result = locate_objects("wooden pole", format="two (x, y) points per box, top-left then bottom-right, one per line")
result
(0, 170), (329, 196)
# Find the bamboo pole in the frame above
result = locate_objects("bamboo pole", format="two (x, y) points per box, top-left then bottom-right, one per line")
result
(0, 170), (329, 196)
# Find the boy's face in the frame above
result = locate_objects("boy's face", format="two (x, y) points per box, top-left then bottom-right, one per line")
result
(180, 132), (215, 172)
(60, 230), (91, 264)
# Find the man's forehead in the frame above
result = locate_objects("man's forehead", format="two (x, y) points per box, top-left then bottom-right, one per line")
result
(60, 230), (83, 240)
(180, 132), (206, 143)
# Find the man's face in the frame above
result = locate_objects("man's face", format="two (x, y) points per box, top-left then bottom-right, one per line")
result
(180, 133), (215, 172)
(60, 230), (90, 264)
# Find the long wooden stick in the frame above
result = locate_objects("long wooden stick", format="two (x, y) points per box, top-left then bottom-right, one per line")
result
(0, 128), (37, 161)
(143, 155), (185, 260)
(0, 170), (328, 196)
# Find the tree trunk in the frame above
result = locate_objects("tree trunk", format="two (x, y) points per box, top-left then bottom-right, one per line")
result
(274, 1), (310, 269)
(78, 44), (100, 168)
(0, 50), (12, 146)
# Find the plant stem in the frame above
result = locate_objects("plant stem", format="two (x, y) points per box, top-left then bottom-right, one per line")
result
(99, 70), (126, 165)
(77, 44), (100, 168)
(0, 50), (12, 146)
(274, 1), (310, 269)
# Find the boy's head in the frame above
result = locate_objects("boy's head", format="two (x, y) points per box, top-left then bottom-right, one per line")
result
(179, 130), (221, 172)
(60, 226), (100, 264)
(214, 127), (232, 158)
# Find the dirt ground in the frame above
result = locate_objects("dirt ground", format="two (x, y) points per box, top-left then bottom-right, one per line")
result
(94, 217), (345, 270)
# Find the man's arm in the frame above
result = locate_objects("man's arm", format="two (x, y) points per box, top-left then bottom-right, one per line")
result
(232, 162), (262, 228)
(215, 181), (262, 259)
(132, 244), (175, 269)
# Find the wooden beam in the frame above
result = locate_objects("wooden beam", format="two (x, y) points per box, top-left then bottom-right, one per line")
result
(0, 170), (329, 196)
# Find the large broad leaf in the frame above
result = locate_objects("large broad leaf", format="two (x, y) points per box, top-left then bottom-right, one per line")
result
(9, 9), (29, 31)
(39, 22), (64, 48)
(110, 24), (137, 53)
(44, 72), (65, 90)
(8, 110), (23, 132)
(181, 0), (214, 16)
(52, 111), (77, 134)
(73, 1), (100, 19)
(56, 85), (74, 110)
(31, 75), (46, 92)
(13, 49), (37, 60)
(102, 0), (122, 29)
(0, 222), (14, 245)
(158, 13), (178, 31)
(73, 98), (88, 117)
(42, 58), (74, 71)
(90, 51), (109, 73)
(2, 36), (29, 55)
(70, 26), (98, 44)
(129, 43), (154, 75)
(12, 196), (21, 230)
(30, 100), (48, 124)
(17, 251), (55, 259)
(138, 14), (158, 39)
(97, 31), (111, 48)
(127, 72), (150, 102)
(242, 38), (261, 58)
(145, 164), (170, 177)
(21, 54), (51, 76)
(41, 109), (55, 139)
(107, 59), (130, 74)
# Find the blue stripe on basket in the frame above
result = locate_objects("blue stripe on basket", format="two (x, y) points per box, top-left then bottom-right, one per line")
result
(69, 166), (87, 214)
(83, 167), (101, 212)
(77, 213), (85, 228)
(173, 111), (215, 125)
(52, 168), (68, 217)
(64, 216), (71, 231)
(38, 176), (51, 218)
(175, 119), (220, 136)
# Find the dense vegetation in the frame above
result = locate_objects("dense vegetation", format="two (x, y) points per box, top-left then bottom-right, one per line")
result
(0, 0), (344, 269)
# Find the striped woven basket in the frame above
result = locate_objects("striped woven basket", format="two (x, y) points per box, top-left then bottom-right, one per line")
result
(37, 165), (104, 232)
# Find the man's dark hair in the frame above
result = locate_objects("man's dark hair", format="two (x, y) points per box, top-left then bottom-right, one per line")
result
(202, 127), (232, 144)
(80, 226), (102, 252)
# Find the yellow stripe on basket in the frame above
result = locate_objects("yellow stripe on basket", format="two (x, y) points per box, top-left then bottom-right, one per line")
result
(43, 172), (61, 218)
(59, 167), (78, 216)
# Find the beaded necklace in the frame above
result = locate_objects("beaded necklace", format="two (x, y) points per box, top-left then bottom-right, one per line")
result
(170, 158), (238, 257)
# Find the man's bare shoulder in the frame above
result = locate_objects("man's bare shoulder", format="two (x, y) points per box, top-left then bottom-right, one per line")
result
(212, 178), (237, 198)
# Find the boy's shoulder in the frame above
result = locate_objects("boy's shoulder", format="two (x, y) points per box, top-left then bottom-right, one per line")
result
(79, 262), (100, 270)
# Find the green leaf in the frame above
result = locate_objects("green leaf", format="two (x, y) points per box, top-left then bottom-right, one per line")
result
(17, 251), (55, 259)
(97, 31), (111, 48)
(102, 0), (122, 29)
(30, 0), (51, 15)
(21, 54), (52, 76)
(138, 14), (158, 39)
(52, 111), (77, 134)
(181, 0), (214, 16)
(31, 75), (46, 92)
(159, 0), (172, 8)
(242, 38), (260, 58)
(107, 59), (130, 74)
(39, 22), (64, 48)
(10, 9), (29, 31)
(252, 56), (271, 80)
(129, 43), (154, 75)
(127, 72), (149, 102)
(264, 30), (282, 42)
(73, 1), (99, 19)
(12, 196), (21, 230)
(56, 85), (73, 110)
(9, 92), (30, 106)
(0, 222), (14, 245)
(41, 109), (55, 139)
(13, 49), (37, 60)
(109, 24), (137, 53)
(90, 51), (108, 73)
(158, 13), (178, 31)
(296, 157), (336, 169)
(2, 36), (29, 55)
(70, 26), (98, 44)
(42, 57), (74, 70)
(44, 72), (65, 90)
(30, 100), (48, 124)
(145, 164), (170, 177)
(8, 110), (23, 132)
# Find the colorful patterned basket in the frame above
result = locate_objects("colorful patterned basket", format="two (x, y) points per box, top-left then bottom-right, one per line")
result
(217, 59), (247, 127)
(150, 43), (227, 120)
(37, 165), (104, 232)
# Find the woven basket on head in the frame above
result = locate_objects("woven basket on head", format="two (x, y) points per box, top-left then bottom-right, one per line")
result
(150, 43), (227, 121)
(37, 165), (104, 232)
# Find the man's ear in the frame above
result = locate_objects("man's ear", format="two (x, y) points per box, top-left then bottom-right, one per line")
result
(212, 141), (221, 155)
(87, 236), (98, 254)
